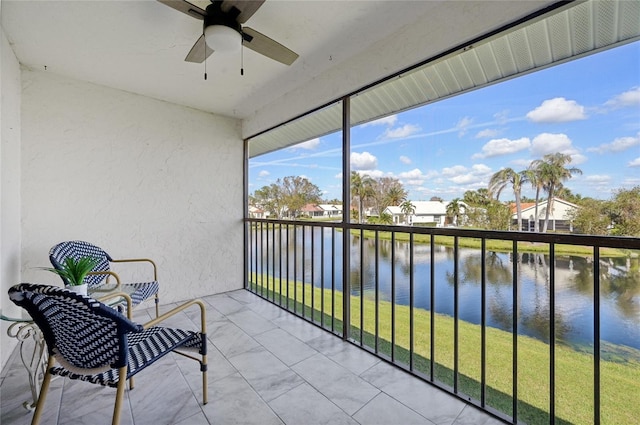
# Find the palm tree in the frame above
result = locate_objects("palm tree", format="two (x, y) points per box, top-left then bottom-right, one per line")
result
(384, 186), (406, 208)
(400, 200), (416, 225)
(531, 153), (582, 232)
(488, 168), (527, 231)
(350, 171), (374, 223)
(446, 198), (463, 226)
(523, 163), (544, 232)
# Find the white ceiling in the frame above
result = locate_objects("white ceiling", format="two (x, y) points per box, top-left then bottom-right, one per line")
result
(2, 0), (562, 136)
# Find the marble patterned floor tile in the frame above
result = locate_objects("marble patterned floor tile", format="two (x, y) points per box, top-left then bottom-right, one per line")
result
(245, 297), (290, 321)
(307, 334), (380, 375)
(173, 344), (236, 389)
(452, 405), (506, 425)
(204, 294), (247, 315)
(254, 328), (318, 366)
(173, 411), (210, 425)
(127, 354), (202, 425)
(209, 320), (262, 358)
(1, 289), (500, 425)
(353, 392), (436, 425)
(227, 346), (304, 402)
(201, 372), (284, 425)
(226, 308), (277, 336)
(226, 289), (259, 304)
(360, 361), (466, 424)
(269, 382), (358, 425)
(271, 314), (327, 342)
(57, 378), (134, 425)
(292, 353), (379, 416)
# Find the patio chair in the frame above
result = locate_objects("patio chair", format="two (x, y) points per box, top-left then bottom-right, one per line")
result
(8, 283), (208, 425)
(49, 240), (160, 316)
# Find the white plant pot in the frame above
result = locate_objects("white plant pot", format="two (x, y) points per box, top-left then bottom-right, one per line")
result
(65, 283), (88, 296)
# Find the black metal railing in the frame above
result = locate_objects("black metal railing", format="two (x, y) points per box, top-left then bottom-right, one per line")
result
(244, 218), (640, 424)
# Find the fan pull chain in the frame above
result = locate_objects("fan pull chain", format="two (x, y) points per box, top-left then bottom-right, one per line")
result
(241, 40), (244, 76)
(204, 30), (208, 80)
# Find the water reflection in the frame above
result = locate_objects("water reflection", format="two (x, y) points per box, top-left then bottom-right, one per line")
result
(255, 227), (640, 350)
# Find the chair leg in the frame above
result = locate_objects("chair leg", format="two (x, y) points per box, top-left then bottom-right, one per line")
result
(112, 366), (128, 425)
(202, 363), (208, 405)
(31, 357), (55, 425)
(155, 294), (159, 317)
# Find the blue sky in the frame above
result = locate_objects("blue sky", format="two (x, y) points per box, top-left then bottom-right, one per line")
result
(250, 41), (640, 202)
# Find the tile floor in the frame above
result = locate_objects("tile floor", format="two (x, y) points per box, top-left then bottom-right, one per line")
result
(1, 290), (503, 425)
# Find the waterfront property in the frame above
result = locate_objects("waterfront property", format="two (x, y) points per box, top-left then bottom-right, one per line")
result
(2, 1), (639, 425)
(511, 198), (580, 233)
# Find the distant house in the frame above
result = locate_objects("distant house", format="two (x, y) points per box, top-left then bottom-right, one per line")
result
(318, 204), (342, 217)
(301, 203), (325, 218)
(511, 197), (579, 232)
(248, 205), (267, 219)
(384, 201), (450, 226)
(301, 203), (342, 218)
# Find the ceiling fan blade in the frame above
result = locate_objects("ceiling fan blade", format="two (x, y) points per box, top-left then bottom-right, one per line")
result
(157, 0), (206, 20)
(242, 27), (298, 66)
(221, 0), (265, 24)
(185, 35), (214, 63)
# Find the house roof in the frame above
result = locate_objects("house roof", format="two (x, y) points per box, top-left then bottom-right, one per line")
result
(510, 202), (536, 214)
(512, 197), (580, 219)
(301, 204), (324, 213)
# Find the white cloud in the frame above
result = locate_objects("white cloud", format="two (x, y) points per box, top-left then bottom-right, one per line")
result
(258, 170), (270, 177)
(383, 124), (421, 139)
(350, 151), (378, 170)
(441, 163), (492, 185)
(359, 169), (388, 179)
(494, 110), (510, 125)
(526, 97), (587, 123)
(475, 128), (500, 139)
(398, 169), (426, 186)
(289, 138), (320, 151)
(605, 87), (640, 109)
(585, 175), (612, 184)
(441, 165), (468, 177)
(530, 133), (575, 156)
(456, 116), (473, 136)
(570, 153), (588, 165)
(361, 115), (398, 127)
(471, 164), (492, 174)
(587, 134), (640, 154)
(472, 137), (530, 159)
(629, 157), (640, 167)
(399, 155), (412, 164)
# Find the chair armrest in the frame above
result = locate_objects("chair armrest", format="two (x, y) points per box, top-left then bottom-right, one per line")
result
(110, 258), (158, 281)
(87, 270), (122, 291)
(142, 299), (206, 335)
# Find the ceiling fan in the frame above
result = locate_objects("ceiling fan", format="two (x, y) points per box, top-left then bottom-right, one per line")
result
(158, 0), (299, 66)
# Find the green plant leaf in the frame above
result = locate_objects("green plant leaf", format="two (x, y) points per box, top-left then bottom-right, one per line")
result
(41, 256), (100, 286)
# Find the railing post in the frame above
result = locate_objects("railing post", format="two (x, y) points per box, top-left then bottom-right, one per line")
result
(341, 96), (351, 341)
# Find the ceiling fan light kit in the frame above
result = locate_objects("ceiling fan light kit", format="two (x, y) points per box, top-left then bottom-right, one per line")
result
(158, 0), (298, 66)
(205, 25), (241, 52)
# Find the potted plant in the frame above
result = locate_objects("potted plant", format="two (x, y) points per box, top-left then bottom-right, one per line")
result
(42, 256), (99, 296)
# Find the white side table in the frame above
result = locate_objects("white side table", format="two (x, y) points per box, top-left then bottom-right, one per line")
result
(1, 311), (48, 411)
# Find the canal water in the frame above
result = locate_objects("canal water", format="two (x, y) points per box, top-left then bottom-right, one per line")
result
(255, 227), (640, 351)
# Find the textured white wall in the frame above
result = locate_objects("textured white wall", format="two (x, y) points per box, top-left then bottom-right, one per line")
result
(20, 70), (244, 306)
(1, 27), (22, 370)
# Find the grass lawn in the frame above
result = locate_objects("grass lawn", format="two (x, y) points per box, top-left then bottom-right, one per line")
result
(353, 229), (627, 257)
(249, 274), (640, 425)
